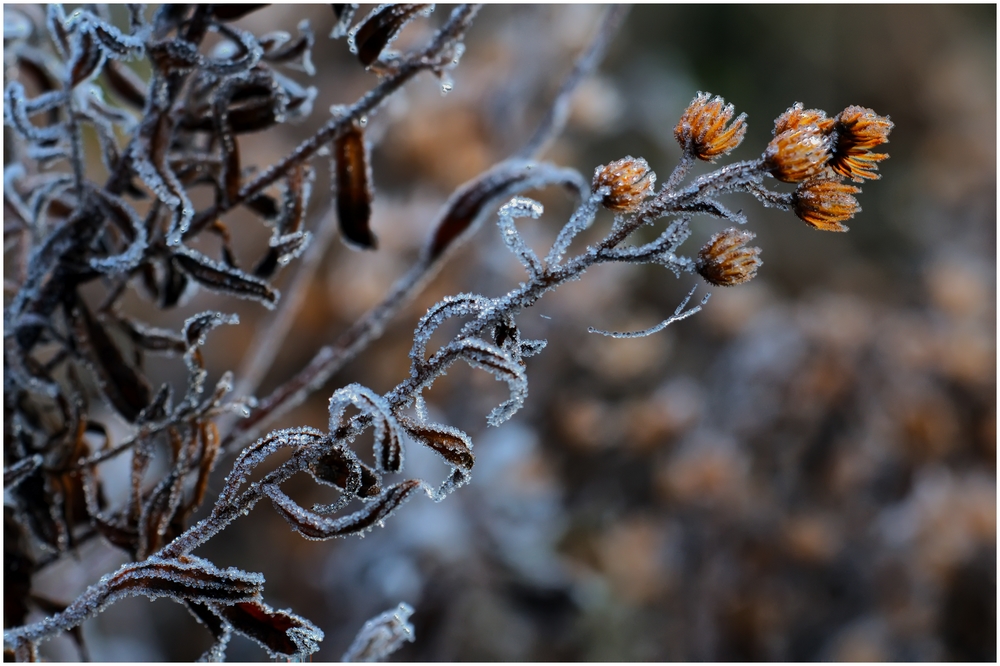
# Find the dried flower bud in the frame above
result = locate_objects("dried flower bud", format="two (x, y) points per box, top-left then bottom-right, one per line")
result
(792, 179), (861, 232)
(763, 126), (833, 183)
(695, 228), (762, 286)
(592, 156), (656, 213)
(830, 105), (893, 181)
(773, 102), (835, 135)
(674, 92), (748, 161)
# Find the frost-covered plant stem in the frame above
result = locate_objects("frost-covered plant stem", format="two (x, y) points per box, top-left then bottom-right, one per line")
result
(221, 5), (630, 454)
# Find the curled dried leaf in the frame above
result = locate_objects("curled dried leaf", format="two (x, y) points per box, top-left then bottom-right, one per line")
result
(265, 479), (422, 539)
(308, 444), (382, 498)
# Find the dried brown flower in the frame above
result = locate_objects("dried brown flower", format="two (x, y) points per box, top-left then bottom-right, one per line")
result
(592, 156), (657, 212)
(763, 126), (833, 183)
(774, 102), (835, 135)
(793, 179), (861, 232)
(695, 228), (762, 286)
(830, 105), (893, 181)
(674, 92), (748, 161)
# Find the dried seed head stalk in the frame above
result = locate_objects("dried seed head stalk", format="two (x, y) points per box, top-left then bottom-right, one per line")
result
(592, 156), (657, 212)
(793, 179), (862, 232)
(763, 125), (834, 183)
(695, 228), (762, 286)
(830, 105), (894, 181)
(674, 92), (747, 161)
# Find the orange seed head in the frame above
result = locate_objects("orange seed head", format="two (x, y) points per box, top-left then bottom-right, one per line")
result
(695, 228), (762, 286)
(830, 106), (894, 181)
(793, 179), (862, 232)
(763, 126), (833, 183)
(592, 156), (657, 213)
(674, 92), (748, 161)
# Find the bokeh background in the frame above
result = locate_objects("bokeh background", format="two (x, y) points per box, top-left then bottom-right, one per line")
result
(28, 4), (995, 661)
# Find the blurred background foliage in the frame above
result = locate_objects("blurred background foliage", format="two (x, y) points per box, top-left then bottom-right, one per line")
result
(34, 4), (994, 661)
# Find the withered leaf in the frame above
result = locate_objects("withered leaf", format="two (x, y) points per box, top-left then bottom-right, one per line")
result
(137, 470), (185, 558)
(69, 28), (106, 87)
(4, 454), (43, 489)
(309, 445), (382, 498)
(172, 247), (279, 309)
(71, 296), (152, 422)
(213, 600), (323, 660)
(265, 479), (421, 540)
(191, 421), (220, 510)
(107, 556), (264, 605)
(352, 4), (430, 68)
(334, 123), (376, 248)
(400, 417), (474, 472)
(161, 259), (189, 308)
(261, 20), (315, 74)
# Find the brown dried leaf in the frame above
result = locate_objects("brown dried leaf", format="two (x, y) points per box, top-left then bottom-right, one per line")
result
(425, 160), (585, 262)
(309, 445), (382, 498)
(213, 599), (322, 660)
(352, 4), (430, 68)
(71, 296), (152, 422)
(172, 247), (278, 309)
(400, 417), (474, 472)
(334, 123), (375, 248)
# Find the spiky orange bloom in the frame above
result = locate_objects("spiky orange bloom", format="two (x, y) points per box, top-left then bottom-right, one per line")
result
(695, 228), (762, 286)
(792, 179), (861, 232)
(592, 156), (657, 213)
(674, 92), (747, 161)
(773, 102), (835, 135)
(830, 105), (893, 181)
(763, 126), (833, 183)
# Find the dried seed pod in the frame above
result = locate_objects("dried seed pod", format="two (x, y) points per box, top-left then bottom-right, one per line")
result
(695, 228), (762, 286)
(674, 92), (748, 161)
(763, 125), (833, 183)
(830, 105), (893, 181)
(773, 102), (835, 135)
(334, 122), (376, 248)
(792, 179), (861, 232)
(592, 156), (656, 213)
